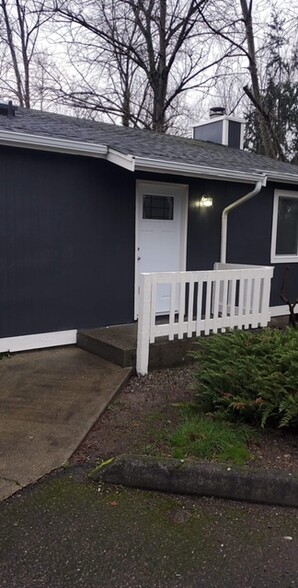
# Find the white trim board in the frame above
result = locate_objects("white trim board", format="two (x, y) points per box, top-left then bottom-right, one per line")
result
(271, 189), (298, 263)
(270, 305), (289, 317)
(107, 148), (135, 171)
(0, 129), (108, 159)
(0, 330), (77, 353)
(222, 118), (229, 146)
(2, 128), (298, 185)
(0, 309), (290, 353)
(134, 156), (266, 184)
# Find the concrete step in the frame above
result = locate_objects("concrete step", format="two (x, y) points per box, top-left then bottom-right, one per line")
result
(77, 324), (137, 368)
(77, 323), (196, 370)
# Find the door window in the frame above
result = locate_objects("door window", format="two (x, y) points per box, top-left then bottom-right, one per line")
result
(142, 195), (174, 220)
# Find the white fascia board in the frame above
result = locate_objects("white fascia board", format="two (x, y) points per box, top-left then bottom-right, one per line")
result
(193, 114), (245, 127)
(0, 129), (108, 158)
(267, 173), (298, 184)
(134, 156), (265, 184)
(107, 148), (135, 171)
(254, 168), (298, 184)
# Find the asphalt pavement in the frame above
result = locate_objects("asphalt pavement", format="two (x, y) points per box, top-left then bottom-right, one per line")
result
(0, 467), (297, 588)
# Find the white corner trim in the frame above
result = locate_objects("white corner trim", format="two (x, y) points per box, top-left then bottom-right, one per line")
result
(0, 129), (108, 158)
(239, 122), (245, 150)
(0, 329), (77, 353)
(222, 118), (229, 146)
(107, 148), (135, 171)
(270, 305), (290, 317)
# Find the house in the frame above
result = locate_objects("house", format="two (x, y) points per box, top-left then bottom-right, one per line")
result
(0, 102), (298, 355)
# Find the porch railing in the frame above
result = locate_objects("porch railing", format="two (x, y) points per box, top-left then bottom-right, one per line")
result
(136, 263), (274, 375)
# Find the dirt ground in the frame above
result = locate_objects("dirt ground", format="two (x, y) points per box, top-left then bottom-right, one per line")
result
(70, 365), (298, 472)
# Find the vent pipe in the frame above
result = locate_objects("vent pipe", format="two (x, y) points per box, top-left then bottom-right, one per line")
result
(209, 106), (226, 118)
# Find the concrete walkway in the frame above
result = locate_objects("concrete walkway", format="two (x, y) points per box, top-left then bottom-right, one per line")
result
(0, 347), (131, 501)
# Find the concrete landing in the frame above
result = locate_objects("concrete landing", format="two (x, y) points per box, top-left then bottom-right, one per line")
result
(77, 323), (196, 370)
(0, 347), (132, 501)
(78, 324), (137, 368)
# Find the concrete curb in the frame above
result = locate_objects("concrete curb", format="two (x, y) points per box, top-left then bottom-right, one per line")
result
(89, 455), (298, 508)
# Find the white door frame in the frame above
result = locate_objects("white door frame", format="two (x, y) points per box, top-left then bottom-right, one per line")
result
(134, 180), (189, 319)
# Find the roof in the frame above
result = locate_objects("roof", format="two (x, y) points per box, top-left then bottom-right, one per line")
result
(0, 106), (298, 185)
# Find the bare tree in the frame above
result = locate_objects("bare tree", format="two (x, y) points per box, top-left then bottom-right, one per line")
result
(198, 0), (290, 158)
(243, 10), (298, 162)
(0, 0), (53, 108)
(51, 0), (233, 131)
(239, 0), (277, 157)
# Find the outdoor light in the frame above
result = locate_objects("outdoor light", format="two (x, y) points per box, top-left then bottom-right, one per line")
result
(199, 195), (213, 207)
(194, 195), (213, 208)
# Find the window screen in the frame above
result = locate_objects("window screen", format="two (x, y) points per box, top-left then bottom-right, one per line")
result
(142, 195), (174, 220)
(276, 197), (298, 255)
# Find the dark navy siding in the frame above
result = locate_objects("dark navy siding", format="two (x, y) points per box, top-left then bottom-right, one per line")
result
(136, 172), (259, 272)
(227, 181), (298, 306)
(0, 147), (135, 337)
(228, 121), (241, 148)
(1, 150), (296, 341)
(188, 178), (298, 308)
(138, 172), (298, 309)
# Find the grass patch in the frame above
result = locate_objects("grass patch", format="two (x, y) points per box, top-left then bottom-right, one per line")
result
(144, 411), (164, 423)
(171, 415), (253, 465)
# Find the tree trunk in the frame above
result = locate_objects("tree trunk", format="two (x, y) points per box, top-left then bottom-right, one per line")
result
(152, 0), (167, 132)
(239, 0), (275, 157)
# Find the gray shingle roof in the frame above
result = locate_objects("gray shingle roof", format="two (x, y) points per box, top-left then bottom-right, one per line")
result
(0, 106), (298, 179)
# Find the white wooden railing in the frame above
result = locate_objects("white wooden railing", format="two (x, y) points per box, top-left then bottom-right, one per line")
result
(136, 263), (274, 375)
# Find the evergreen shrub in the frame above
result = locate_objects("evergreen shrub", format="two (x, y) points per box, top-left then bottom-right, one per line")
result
(192, 328), (298, 429)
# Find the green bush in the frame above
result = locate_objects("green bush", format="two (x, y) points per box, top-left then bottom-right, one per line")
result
(192, 328), (298, 429)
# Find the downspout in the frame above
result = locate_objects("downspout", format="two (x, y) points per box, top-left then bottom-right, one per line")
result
(220, 175), (267, 264)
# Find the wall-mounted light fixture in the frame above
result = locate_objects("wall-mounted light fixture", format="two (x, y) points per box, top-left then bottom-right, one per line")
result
(194, 194), (213, 208)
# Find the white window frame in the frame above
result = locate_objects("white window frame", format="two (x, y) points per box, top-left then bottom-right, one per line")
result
(271, 189), (298, 263)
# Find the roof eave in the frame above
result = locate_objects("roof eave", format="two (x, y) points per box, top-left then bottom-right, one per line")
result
(134, 156), (266, 184)
(1, 129), (298, 185)
(266, 172), (298, 185)
(107, 148), (135, 171)
(0, 129), (108, 158)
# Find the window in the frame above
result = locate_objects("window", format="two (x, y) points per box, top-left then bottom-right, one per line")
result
(271, 190), (298, 262)
(142, 195), (174, 220)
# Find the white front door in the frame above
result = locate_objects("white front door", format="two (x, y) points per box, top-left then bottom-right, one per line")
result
(135, 181), (188, 316)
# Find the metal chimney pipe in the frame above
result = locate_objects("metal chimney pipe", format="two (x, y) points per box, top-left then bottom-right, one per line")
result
(209, 107), (226, 118)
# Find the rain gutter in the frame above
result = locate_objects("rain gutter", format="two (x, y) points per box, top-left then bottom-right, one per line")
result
(133, 156), (263, 184)
(0, 129), (108, 158)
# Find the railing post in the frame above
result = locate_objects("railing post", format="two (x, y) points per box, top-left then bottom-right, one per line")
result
(260, 267), (274, 326)
(136, 273), (152, 375)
